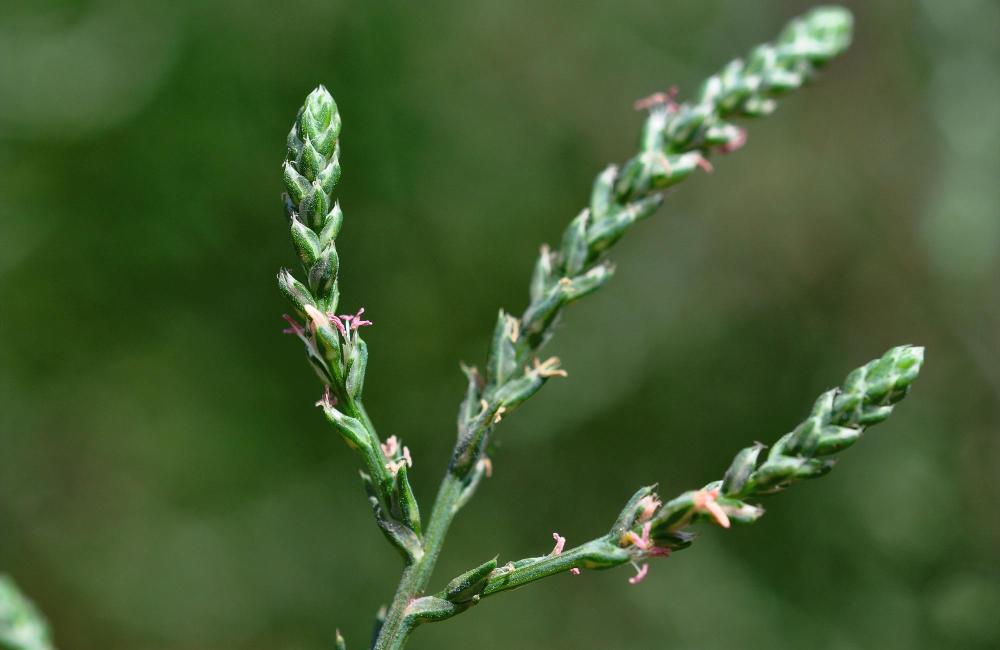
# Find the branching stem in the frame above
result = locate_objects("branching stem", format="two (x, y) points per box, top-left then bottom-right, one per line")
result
(374, 474), (463, 650)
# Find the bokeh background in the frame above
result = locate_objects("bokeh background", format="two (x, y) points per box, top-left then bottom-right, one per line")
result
(2, 0), (998, 648)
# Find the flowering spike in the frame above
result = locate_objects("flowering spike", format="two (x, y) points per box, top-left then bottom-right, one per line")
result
(264, 11), (930, 650)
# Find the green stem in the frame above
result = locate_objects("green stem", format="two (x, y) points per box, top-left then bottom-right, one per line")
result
(373, 473), (464, 650)
(480, 539), (627, 597)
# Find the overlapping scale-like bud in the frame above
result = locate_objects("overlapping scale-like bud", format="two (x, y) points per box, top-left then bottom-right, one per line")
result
(741, 345), (924, 495)
(281, 85), (343, 314)
(278, 88), (425, 563)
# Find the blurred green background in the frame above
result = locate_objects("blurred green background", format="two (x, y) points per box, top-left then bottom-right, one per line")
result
(2, 0), (998, 648)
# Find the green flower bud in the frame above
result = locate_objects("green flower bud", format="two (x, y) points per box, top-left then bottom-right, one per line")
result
(587, 194), (663, 254)
(560, 209), (590, 276)
(277, 268), (315, 315)
(609, 485), (658, 539)
(308, 243), (339, 298)
(321, 403), (369, 450)
(721, 443), (765, 496)
(486, 311), (518, 387)
(319, 202), (344, 245)
(528, 245), (554, 304)
(589, 165), (617, 221)
(393, 464), (422, 536)
(290, 216), (321, 267)
(346, 337), (368, 400)
(282, 161), (310, 205)
(444, 557), (498, 604)
(299, 137), (326, 181)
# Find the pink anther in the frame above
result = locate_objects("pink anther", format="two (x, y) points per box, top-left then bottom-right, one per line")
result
(282, 314), (305, 335)
(637, 495), (661, 523)
(693, 489), (731, 529)
(314, 385), (336, 408)
(381, 435), (399, 457)
(340, 307), (373, 331)
(720, 128), (748, 154)
(628, 563), (650, 585)
(551, 533), (566, 556)
(634, 85), (679, 111)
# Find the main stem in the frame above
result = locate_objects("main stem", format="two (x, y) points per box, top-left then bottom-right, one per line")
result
(373, 472), (464, 650)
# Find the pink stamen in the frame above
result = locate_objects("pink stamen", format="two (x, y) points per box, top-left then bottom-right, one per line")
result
(551, 533), (566, 556)
(693, 489), (731, 529)
(720, 128), (748, 154)
(314, 385), (336, 408)
(637, 495), (661, 523)
(623, 522), (653, 551)
(647, 546), (672, 558)
(623, 532), (639, 546)
(339, 307), (373, 332)
(326, 313), (348, 337)
(381, 435), (399, 457)
(634, 85), (679, 111)
(569, 568), (581, 576)
(402, 446), (412, 468)
(628, 563), (650, 585)
(282, 314), (304, 335)
(696, 155), (714, 173)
